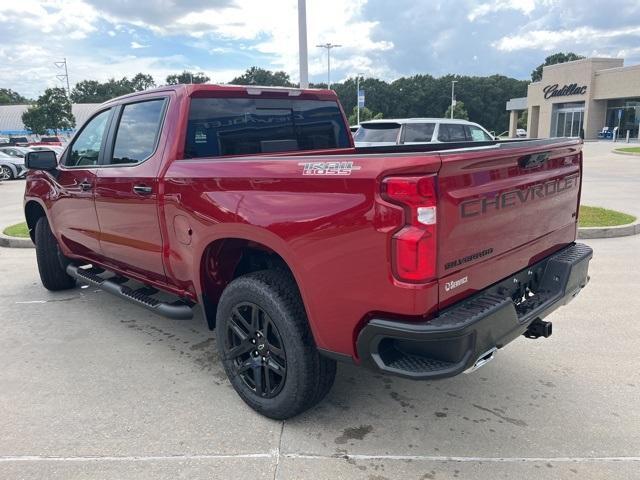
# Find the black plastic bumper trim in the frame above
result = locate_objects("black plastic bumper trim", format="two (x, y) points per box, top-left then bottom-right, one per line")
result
(356, 242), (592, 380)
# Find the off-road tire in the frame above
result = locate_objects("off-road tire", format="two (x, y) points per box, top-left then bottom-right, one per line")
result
(34, 217), (76, 291)
(216, 270), (337, 419)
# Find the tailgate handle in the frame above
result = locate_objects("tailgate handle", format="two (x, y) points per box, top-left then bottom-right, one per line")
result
(518, 151), (550, 169)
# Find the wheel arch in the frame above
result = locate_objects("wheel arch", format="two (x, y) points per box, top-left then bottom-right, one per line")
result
(196, 231), (312, 334)
(24, 200), (48, 243)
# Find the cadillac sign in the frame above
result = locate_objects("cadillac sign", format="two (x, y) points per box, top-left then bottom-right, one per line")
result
(543, 83), (587, 100)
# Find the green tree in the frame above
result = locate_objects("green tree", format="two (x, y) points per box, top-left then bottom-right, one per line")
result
(531, 52), (585, 81)
(131, 73), (156, 91)
(348, 106), (383, 125)
(444, 100), (469, 120)
(0, 88), (30, 105)
(22, 87), (75, 134)
(231, 67), (294, 87)
(166, 71), (210, 85)
(71, 73), (156, 103)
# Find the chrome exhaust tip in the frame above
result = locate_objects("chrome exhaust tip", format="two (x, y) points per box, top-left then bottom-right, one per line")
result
(464, 347), (497, 374)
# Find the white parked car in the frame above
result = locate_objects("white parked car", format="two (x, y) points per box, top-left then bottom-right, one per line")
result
(29, 145), (64, 157)
(516, 128), (527, 138)
(353, 118), (495, 147)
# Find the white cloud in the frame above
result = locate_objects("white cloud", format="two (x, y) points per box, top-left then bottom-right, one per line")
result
(0, 0), (99, 39)
(468, 0), (542, 22)
(130, 41), (148, 49)
(169, 0), (392, 81)
(493, 25), (640, 51)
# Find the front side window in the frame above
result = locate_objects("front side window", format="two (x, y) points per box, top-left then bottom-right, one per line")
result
(185, 97), (350, 158)
(403, 123), (435, 143)
(437, 123), (467, 142)
(66, 109), (111, 167)
(466, 125), (492, 141)
(110, 99), (166, 165)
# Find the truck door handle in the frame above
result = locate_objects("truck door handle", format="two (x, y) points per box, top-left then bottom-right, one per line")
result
(79, 180), (92, 191)
(133, 184), (153, 195)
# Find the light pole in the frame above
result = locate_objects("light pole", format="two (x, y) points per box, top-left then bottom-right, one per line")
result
(316, 43), (341, 89)
(450, 80), (457, 119)
(298, 0), (309, 88)
(356, 73), (364, 125)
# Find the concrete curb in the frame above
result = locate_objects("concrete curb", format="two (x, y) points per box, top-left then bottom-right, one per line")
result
(578, 221), (640, 239)
(0, 232), (34, 248)
(611, 149), (640, 157)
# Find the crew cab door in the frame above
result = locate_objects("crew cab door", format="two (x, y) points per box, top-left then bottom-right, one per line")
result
(94, 97), (168, 284)
(50, 108), (112, 259)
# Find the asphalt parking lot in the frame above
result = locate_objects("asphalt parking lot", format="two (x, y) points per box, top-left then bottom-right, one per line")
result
(1, 142), (639, 479)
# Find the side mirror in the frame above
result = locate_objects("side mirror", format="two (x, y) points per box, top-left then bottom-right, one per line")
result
(25, 150), (58, 171)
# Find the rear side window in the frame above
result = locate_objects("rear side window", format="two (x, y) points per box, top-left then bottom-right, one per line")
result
(437, 123), (467, 142)
(402, 123), (435, 143)
(354, 123), (401, 143)
(110, 99), (166, 165)
(184, 98), (350, 158)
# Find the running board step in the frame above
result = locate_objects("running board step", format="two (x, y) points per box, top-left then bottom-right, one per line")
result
(66, 265), (193, 320)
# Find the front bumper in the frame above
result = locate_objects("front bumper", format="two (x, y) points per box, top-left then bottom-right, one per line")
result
(356, 242), (592, 380)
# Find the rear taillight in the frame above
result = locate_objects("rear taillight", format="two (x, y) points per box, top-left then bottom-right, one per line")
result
(383, 175), (437, 283)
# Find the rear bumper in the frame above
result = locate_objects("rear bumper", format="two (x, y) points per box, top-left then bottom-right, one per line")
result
(356, 242), (592, 380)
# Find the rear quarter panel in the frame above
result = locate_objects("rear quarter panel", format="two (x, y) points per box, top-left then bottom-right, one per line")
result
(162, 152), (441, 355)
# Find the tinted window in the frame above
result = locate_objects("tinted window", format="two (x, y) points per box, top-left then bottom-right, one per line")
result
(353, 123), (401, 143)
(437, 123), (467, 142)
(66, 109), (110, 167)
(403, 123), (435, 143)
(110, 99), (165, 165)
(466, 125), (492, 141)
(185, 98), (350, 158)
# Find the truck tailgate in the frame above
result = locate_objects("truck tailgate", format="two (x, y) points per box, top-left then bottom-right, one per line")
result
(437, 139), (583, 307)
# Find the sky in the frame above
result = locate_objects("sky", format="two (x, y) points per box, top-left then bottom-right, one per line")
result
(1, 0), (640, 98)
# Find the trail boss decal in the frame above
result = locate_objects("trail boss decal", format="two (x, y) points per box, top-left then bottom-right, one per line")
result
(298, 161), (361, 176)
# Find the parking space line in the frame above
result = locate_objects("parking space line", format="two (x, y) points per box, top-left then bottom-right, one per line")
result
(1, 453), (639, 463)
(0, 452), (277, 463)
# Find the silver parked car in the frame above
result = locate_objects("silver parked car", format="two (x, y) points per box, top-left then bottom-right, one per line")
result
(353, 118), (494, 147)
(0, 151), (27, 180)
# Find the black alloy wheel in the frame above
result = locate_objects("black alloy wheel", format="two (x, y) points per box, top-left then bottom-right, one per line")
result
(225, 301), (287, 398)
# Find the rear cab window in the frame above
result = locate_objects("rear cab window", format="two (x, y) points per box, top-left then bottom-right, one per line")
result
(184, 97), (351, 158)
(354, 123), (401, 143)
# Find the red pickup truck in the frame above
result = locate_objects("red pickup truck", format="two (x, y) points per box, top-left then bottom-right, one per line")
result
(23, 84), (592, 419)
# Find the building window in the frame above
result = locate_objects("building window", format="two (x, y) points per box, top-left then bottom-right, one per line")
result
(606, 98), (640, 139)
(551, 102), (584, 138)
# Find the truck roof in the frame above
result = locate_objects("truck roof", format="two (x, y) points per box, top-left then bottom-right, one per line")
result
(101, 83), (338, 106)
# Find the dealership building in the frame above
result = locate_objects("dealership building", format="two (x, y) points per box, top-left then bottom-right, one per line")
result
(507, 57), (640, 140)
